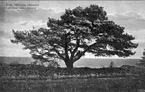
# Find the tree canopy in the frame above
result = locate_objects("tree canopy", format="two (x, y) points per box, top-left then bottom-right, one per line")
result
(11, 5), (138, 69)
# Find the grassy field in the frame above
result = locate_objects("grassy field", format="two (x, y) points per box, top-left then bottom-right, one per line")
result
(1, 59), (145, 92)
(1, 76), (145, 92)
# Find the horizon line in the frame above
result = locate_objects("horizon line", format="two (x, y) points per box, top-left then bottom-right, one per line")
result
(0, 55), (141, 59)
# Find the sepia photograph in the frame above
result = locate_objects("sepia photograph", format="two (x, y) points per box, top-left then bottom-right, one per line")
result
(0, 0), (145, 92)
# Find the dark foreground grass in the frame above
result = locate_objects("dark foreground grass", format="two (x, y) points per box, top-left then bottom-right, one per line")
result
(1, 76), (145, 92)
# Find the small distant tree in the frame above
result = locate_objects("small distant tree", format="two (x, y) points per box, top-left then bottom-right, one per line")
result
(136, 49), (145, 77)
(109, 61), (115, 68)
(137, 49), (145, 67)
(11, 5), (138, 69)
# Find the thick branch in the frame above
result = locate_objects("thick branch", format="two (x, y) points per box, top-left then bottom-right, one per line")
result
(64, 34), (70, 59)
(74, 42), (97, 61)
(70, 39), (80, 59)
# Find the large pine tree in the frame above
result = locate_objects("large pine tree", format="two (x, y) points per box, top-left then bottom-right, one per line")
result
(11, 5), (138, 69)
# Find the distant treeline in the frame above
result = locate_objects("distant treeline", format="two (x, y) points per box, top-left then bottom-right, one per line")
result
(0, 63), (142, 79)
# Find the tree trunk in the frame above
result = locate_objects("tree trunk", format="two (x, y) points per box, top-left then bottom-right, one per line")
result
(65, 61), (74, 69)
(65, 61), (74, 73)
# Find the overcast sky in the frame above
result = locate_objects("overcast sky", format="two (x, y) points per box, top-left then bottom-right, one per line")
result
(0, 1), (145, 59)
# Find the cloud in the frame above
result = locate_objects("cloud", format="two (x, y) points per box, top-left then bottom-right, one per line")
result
(0, 30), (4, 37)
(0, 47), (30, 57)
(20, 21), (28, 26)
(0, 6), (63, 23)
(0, 6), (63, 38)
(0, 29), (14, 39)
(14, 20), (47, 30)
(138, 42), (145, 48)
(0, 38), (20, 49)
(108, 12), (145, 31)
(0, 37), (30, 57)
(0, 7), (5, 22)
